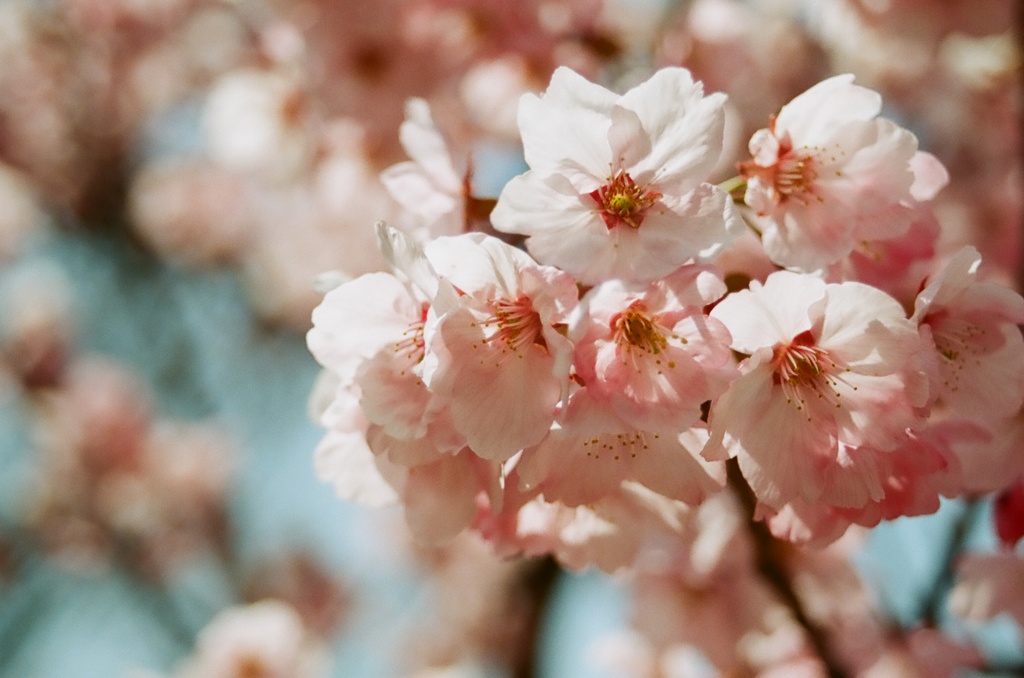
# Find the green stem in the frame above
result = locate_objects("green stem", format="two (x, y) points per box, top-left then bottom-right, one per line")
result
(717, 175), (748, 202)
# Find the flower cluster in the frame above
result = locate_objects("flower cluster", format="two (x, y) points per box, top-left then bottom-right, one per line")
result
(309, 66), (1024, 563)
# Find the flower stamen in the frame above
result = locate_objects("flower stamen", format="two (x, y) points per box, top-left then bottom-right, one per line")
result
(771, 330), (850, 419)
(485, 296), (546, 353)
(590, 171), (662, 229)
(393, 303), (429, 368)
(611, 301), (671, 355)
(740, 136), (824, 206)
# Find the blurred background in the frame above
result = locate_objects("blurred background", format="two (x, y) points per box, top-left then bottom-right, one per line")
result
(0, 0), (1021, 676)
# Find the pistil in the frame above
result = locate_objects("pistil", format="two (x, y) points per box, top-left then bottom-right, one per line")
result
(590, 171), (662, 229)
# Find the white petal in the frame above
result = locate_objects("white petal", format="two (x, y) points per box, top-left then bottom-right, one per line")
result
(374, 221), (439, 299)
(313, 430), (401, 508)
(820, 281), (913, 358)
(518, 69), (614, 178)
(775, 74), (882, 146)
(380, 161), (459, 219)
(425, 232), (535, 298)
(909, 151), (950, 202)
(491, 172), (617, 281)
(710, 271), (826, 353)
(616, 68), (726, 188)
(398, 98), (462, 192)
(308, 271), (420, 375)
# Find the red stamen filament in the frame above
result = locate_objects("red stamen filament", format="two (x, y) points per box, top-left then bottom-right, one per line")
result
(486, 296), (546, 352)
(590, 171), (662, 229)
(772, 331), (851, 419)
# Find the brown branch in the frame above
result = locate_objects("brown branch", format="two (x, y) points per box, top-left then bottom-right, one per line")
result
(510, 555), (562, 678)
(726, 459), (847, 678)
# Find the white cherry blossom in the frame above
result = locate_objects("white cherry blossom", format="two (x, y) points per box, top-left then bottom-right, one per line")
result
(174, 600), (329, 678)
(380, 98), (466, 238)
(491, 66), (742, 285)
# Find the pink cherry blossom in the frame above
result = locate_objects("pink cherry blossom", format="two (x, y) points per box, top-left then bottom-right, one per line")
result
(516, 390), (725, 507)
(307, 271), (428, 385)
(762, 430), (958, 546)
(307, 239), (467, 466)
(912, 246), (1024, 423)
(380, 442), (501, 545)
(422, 232), (578, 461)
(706, 271), (931, 509)
(202, 67), (312, 182)
(490, 66), (742, 284)
(740, 74), (931, 271)
(314, 409), (499, 546)
(571, 265), (737, 432)
(631, 555), (817, 675)
(483, 477), (705, 574)
(825, 201), (940, 304)
(128, 160), (253, 267)
(314, 425), (402, 510)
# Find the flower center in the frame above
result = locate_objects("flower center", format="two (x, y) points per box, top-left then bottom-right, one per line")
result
(772, 152), (818, 201)
(740, 135), (824, 206)
(486, 296), (546, 352)
(611, 301), (670, 354)
(771, 330), (848, 417)
(590, 171), (662, 229)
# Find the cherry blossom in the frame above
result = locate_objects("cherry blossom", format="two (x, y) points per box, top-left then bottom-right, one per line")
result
(202, 68), (312, 182)
(422, 232), (578, 461)
(825, 201), (941, 304)
(516, 391), (724, 507)
(312, 401), (500, 546)
(308, 271), (430, 387)
(912, 246), (1024, 423)
(706, 270), (931, 508)
(482, 478), (705, 574)
(3, 0), (1024, 672)
(570, 264), (736, 432)
(490, 66), (742, 284)
(761, 430), (958, 547)
(380, 98), (467, 238)
(739, 74), (932, 271)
